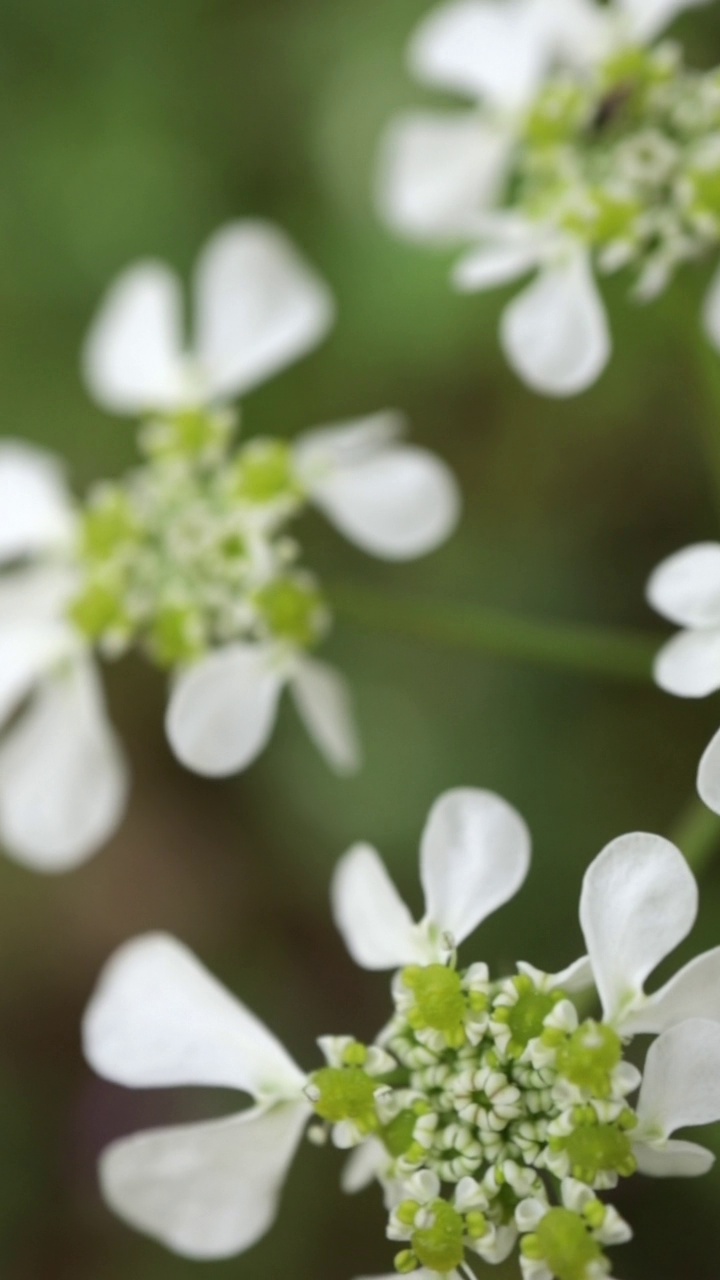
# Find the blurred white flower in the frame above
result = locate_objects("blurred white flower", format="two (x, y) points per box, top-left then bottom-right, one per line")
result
(0, 443), (127, 871)
(647, 541), (720, 813)
(378, 0), (718, 396)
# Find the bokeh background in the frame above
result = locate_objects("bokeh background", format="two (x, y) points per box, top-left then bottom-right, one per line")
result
(1, 1), (720, 1277)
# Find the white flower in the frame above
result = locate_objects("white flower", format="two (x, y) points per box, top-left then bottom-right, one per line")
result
(82, 933), (312, 1260)
(0, 443), (128, 871)
(83, 220), (335, 414)
(579, 831), (720, 1034)
(378, 0), (713, 396)
(633, 1018), (720, 1176)
(331, 787), (531, 969)
(647, 541), (720, 813)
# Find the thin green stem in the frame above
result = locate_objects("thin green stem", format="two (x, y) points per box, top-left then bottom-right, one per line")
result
(332, 585), (659, 683)
(668, 795), (720, 876)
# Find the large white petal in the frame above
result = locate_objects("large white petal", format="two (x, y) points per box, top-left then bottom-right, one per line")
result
(100, 1101), (309, 1260)
(296, 412), (405, 476)
(308, 438), (461, 561)
(331, 843), (430, 970)
(165, 643), (284, 778)
(698, 725), (720, 815)
(290, 657), (361, 775)
(377, 113), (511, 242)
(0, 563), (78, 625)
(637, 1020), (720, 1144)
(83, 932), (305, 1096)
(82, 263), (187, 414)
(453, 239), (544, 293)
(194, 221), (334, 401)
(579, 833), (698, 1027)
(410, 0), (551, 110)
(653, 627), (720, 697)
(501, 254), (610, 397)
(0, 442), (75, 563)
(621, 0), (711, 44)
(420, 788), (531, 946)
(633, 1136), (715, 1178)
(646, 543), (720, 629)
(0, 659), (128, 871)
(0, 620), (77, 731)
(622, 948), (720, 1035)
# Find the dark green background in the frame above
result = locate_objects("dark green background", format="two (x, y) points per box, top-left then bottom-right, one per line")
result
(0, 1), (720, 1277)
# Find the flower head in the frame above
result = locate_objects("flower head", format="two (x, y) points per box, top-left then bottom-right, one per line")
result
(84, 789), (720, 1279)
(379, 0), (720, 395)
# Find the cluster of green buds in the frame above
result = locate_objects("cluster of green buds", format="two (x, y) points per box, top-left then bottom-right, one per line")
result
(514, 41), (720, 295)
(307, 960), (639, 1280)
(68, 408), (328, 669)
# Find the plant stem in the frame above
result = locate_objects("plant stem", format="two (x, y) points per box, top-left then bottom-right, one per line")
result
(669, 795), (720, 876)
(332, 585), (659, 683)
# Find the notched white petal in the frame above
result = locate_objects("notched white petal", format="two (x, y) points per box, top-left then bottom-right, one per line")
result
(331, 843), (428, 970)
(166, 643), (284, 777)
(623, 947), (720, 1035)
(83, 932), (305, 1095)
(636, 1019), (720, 1149)
(100, 1102), (309, 1259)
(195, 220), (334, 401)
(420, 788), (531, 945)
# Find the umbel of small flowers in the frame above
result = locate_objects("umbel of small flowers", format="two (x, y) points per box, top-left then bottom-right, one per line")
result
(0, 222), (460, 872)
(83, 788), (720, 1279)
(647, 540), (720, 816)
(378, 0), (720, 397)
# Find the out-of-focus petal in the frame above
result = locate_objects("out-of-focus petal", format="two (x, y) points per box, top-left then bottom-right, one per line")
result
(100, 1102), (309, 1259)
(331, 843), (430, 970)
(377, 113), (510, 242)
(82, 263), (187, 414)
(291, 657), (361, 775)
(0, 564), (78, 625)
(420, 788), (531, 946)
(0, 658), (128, 871)
(579, 833), (698, 1027)
(165, 643), (284, 778)
(0, 621), (77, 731)
(194, 221), (334, 401)
(698, 726), (720, 815)
(453, 239), (544, 292)
(647, 543), (720, 629)
(341, 1139), (387, 1194)
(83, 932), (305, 1096)
(620, 0), (712, 44)
(0, 442), (75, 563)
(653, 628), (720, 697)
(500, 254), (610, 397)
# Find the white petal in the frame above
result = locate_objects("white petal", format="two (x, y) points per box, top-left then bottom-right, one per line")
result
(410, 0), (551, 110)
(0, 620), (77, 731)
(290, 657), (361, 775)
(579, 833), (698, 1027)
(307, 432), (461, 561)
(296, 412), (405, 475)
(621, 0), (711, 43)
(703, 262), (720, 353)
(518, 956), (594, 993)
(0, 442), (75, 563)
(637, 1019), (720, 1141)
(420, 788), (531, 945)
(623, 948), (720, 1035)
(653, 628), (720, 697)
(0, 563), (78, 625)
(633, 1137), (715, 1178)
(646, 543), (720, 629)
(331, 843), (429, 970)
(100, 1101), (309, 1260)
(501, 254), (610, 397)
(82, 263), (187, 414)
(377, 113), (511, 242)
(194, 221), (334, 401)
(166, 644), (284, 778)
(341, 1138), (387, 1194)
(453, 239), (544, 293)
(83, 932), (304, 1095)
(0, 659), (128, 871)
(698, 725), (720, 815)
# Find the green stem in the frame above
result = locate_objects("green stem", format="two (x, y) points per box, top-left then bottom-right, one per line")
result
(668, 795), (720, 876)
(332, 585), (659, 683)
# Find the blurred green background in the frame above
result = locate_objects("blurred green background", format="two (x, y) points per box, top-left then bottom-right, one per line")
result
(1, 1), (720, 1277)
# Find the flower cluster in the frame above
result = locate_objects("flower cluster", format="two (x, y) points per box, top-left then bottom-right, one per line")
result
(379, 0), (720, 395)
(83, 789), (720, 1279)
(0, 223), (460, 871)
